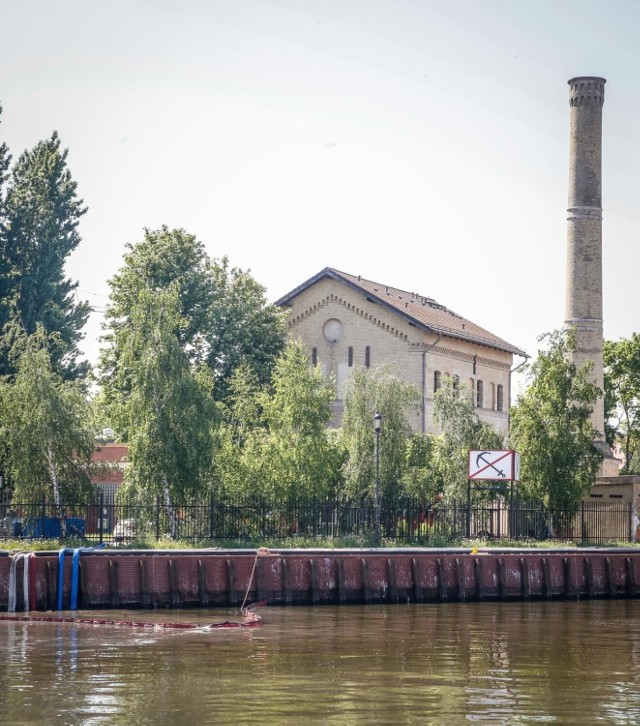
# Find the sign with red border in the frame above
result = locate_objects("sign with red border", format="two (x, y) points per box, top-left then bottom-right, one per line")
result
(468, 450), (520, 481)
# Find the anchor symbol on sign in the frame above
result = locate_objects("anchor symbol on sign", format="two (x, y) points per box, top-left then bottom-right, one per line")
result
(476, 451), (506, 478)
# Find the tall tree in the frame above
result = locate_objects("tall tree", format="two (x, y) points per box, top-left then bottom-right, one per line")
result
(0, 325), (95, 516)
(0, 104), (12, 331)
(258, 340), (343, 501)
(509, 329), (602, 509)
(604, 333), (640, 473)
(205, 257), (287, 401)
(112, 285), (217, 533)
(340, 364), (419, 504)
(2, 131), (89, 378)
(100, 227), (287, 406)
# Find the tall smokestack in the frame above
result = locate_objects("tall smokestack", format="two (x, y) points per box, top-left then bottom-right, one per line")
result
(565, 76), (615, 473)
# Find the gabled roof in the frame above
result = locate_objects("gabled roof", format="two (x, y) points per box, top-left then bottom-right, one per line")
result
(276, 267), (527, 358)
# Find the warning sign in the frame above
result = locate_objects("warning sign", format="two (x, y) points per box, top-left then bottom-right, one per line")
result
(468, 450), (520, 481)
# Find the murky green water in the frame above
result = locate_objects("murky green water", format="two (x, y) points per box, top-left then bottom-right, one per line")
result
(1, 600), (640, 724)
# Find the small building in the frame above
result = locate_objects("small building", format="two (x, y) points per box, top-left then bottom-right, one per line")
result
(91, 443), (129, 532)
(276, 268), (528, 435)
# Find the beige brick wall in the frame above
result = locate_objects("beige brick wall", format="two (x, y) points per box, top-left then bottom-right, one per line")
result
(283, 278), (513, 437)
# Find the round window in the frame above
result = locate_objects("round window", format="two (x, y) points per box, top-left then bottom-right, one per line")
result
(323, 318), (343, 342)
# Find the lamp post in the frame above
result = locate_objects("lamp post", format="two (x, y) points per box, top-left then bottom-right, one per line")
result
(374, 412), (382, 547)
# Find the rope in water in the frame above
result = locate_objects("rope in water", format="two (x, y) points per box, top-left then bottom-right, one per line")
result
(0, 608), (262, 630)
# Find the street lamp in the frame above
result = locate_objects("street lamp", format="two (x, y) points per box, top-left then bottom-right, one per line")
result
(374, 412), (382, 547)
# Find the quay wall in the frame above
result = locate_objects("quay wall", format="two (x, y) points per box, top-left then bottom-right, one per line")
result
(2, 548), (640, 611)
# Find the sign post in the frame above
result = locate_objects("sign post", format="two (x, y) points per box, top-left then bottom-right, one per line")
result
(467, 450), (521, 539)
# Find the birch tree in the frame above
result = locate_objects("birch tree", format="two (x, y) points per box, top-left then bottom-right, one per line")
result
(0, 325), (94, 529)
(113, 286), (217, 534)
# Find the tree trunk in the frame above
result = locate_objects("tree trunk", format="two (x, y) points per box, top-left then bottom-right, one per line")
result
(46, 438), (66, 538)
(163, 476), (178, 539)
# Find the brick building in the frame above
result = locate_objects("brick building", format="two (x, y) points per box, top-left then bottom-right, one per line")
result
(276, 267), (528, 436)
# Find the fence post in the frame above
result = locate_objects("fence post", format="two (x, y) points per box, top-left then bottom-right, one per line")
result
(210, 492), (215, 540)
(466, 482), (471, 539)
(581, 500), (586, 542)
(629, 501), (634, 543)
(155, 496), (161, 541)
(99, 491), (104, 545)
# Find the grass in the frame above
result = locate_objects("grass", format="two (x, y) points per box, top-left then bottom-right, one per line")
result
(2, 535), (639, 552)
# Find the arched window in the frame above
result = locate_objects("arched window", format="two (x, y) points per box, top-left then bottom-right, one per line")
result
(365, 346), (371, 368)
(469, 378), (475, 405)
(348, 346), (353, 367)
(497, 384), (504, 412)
(434, 371), (441, 393)
(312, 347), (318, 366)
(453, 374), (459, 396)
(476, 380), (483, 408)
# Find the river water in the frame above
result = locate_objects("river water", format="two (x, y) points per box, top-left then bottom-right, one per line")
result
(1, 599), (640, 725)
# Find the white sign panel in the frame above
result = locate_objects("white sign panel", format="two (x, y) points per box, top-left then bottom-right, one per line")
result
(468, 450), (520, 481)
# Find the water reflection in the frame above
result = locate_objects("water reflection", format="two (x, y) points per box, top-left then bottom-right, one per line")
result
(1, 600), (640, 724)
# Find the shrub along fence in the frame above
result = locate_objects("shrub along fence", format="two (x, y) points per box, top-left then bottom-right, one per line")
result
(0, 494), (636, 545)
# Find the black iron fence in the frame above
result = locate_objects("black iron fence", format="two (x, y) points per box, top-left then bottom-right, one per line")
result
(0, 494), (636, 545)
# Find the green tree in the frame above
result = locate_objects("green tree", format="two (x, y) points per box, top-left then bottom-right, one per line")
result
(509, 329), (602, 510)
(0, 104), (12, 332)
(604, 333), (640, 473)
(433, 376), (504, 500)
(1, 131), (89, 379)
(214, 342), (344, 503)
(112, 286), (217, 534)
(100, 227), (287, 408)
(212, 363), (267, 498)
(0, 325), (95, 526)
(206, 257), (288, 401)
(340, 364), (419, 504)
(258, 340), (343, 501)
(401, 433), (443, 500)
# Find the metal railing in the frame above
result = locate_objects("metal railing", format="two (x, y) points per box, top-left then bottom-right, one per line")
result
(0, 495), (635, 544)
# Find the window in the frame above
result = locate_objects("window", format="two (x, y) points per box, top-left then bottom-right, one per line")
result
(469, 378), (475, 404)
(434, 371), (441, 392)
(348, 346), (353, 367)
(453, 374), (459, 396)
(472, 355), (477, 375)
(476, 380), (483, 408)
(312, 347), (318, 366)
(365, 346), (371, 368)
(497, 384), (504, 412)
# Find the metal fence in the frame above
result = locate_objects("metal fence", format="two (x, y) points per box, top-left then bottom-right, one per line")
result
(0, 495), (636, 545)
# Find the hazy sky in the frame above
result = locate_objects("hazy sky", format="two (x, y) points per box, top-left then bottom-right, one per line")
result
(2, 0), (639, 384)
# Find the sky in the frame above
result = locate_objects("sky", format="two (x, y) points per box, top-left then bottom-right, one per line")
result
(1, 0), (639, 392)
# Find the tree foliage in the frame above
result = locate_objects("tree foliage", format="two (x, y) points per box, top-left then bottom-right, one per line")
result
(0, 129), (89, 379)
(340, 365), (419, 504)
(112, 286), (217, 529)
(604, 333), (640, 473)
(214, 341), (344, 502)
(401, 433), (443, 500)
(433, 376), (504, 499)
(100, 226), (287, 407)
(0, 325), (94, 506)
(509, 329), (602, 508)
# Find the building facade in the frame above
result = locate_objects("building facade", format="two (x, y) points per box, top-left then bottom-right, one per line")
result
(276, 268), (527, 436)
